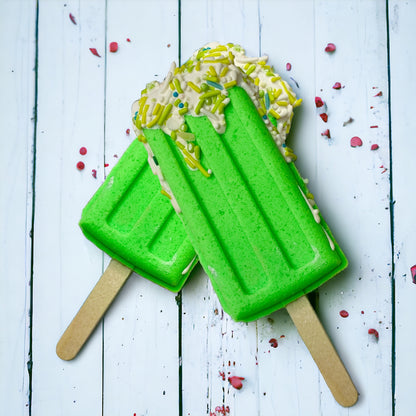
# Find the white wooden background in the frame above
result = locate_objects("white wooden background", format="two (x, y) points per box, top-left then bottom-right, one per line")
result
(1, 0), (415, 415)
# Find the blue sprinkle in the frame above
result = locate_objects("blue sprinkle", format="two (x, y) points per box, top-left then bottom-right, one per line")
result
(262, 115), (268, 120)
(282, 143), (287, 148)
(173, 91), (179, 97)
(178, 102), (184, 108)
(206, 80), (223, 90)
(265, 93), (270, 110)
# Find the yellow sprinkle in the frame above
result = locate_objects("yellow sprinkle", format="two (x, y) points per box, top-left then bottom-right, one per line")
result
(293, 98), (303, 108)
(274, 88), (282, 99)
(158, 103), (173, 125)
(267, 89), (275, 104)
(174, 67), (181, 75)
(208, 66), (217, 77)
(152, 103), (161, 116)
(276, 100), (289, 106)
(182, 148), (210, 177)
(141, 104), (149, 124)
(203, 58), (229, 64)
(218, 103), (226, 114)
(147, 105), (164, 128)
(258, 60), (266, 66)
(195, 98), (204, 115)
(171, 131), (177, 141)
(205, 75), (219, 83)
(195, 61), (201, 71)
(258, 107), (266, 117)
(137, 134), (147, 143)
(178, 107), (189, 115)
(200, 90), (221, 99)
(254, 77), (260, 86)
(211, 95), (225, 113)
(187, 81), (201, 93)
(161, 189), (171, 199)
(194, 145), (201, 159)
(244, 63), (250, 70)
(177, 130), (195, 141)
(140, 88), (147, 95)
(245, 64), (256, 76)
(138, 96), (147, 114)
(224, 80), (237, 89)
(204, 52), (221, 58)
(184, 157), (196, 169)
(228, 52), (235, 63)
(173, 78), (183, 93)
(270, 109), (281, 119)
(187, 142), (194, 152)
(271, 76), (281, 82)
(169, 81), (175, 90)
(220, 66), (229, 77)
(174, 98), (181, 106)
(260, 98), (266, 112)
(281, 81), (296, 103)
(175, 141), (185, 150)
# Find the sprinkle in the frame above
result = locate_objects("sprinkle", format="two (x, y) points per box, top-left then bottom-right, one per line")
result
(178, 102), (184, 109)
(138, 96), (147, 114)
(370, 125), (379, 128)
(339, 310), (349, 318)
(147, 105), (164, 128)
(137, 134), (147, 143)
(171, 131), (177, 141)
(319, 113), (328, 122)
(194, 145), (201, 159)
(69, 13), (76, 25)
(411, 265), (416, 283)
(281, 81), (296, 103)
(195, 99), (204, 115)
(350, 136), (363, 147)
(371, 144), (379, 150)
(178, 107), (189, 115)
(368, 328), (379, 340)
(126, 38), (131, 42)
(220, 66), (229, 77)
(286, 63), (292, 71)
(91, 169), (97, 178)
(269, 109), (281, 120)
(206, 80), (223, 90)
(89, 48), (101, 57)
(374, 91), (383, 97)
(79, 147), (87, 155)
(153, 103), (161, 115)
(173, 78), (183, 93)
(109, 42), (118, 53)
(228, 376), (245, 390)
(195, 61), (201, 71)
(245, 64), (256, 76)
(161, 189), (171, 199)
(200, 90), (221, 99)
(187, 81), (201, 93)
(293, 98), (302, 107)
(173, 91), (179, 98)
(174, 98), (181, 106)
(76, 161), (85, 170)
(333, 82), (342, 89)
(276, 100), (288, 107)
(141, 104), (149, 125)
(208, 65), (217, 77)
(177, 130), (195, 141)
(211, 95), (226, 113)
(104, 163), (109, 167)
(325, 43), (336, 52)
(158, 103), (173, 125)
(315, 96), (324, 108)
(265, 93), (270, 110)
(269, 338), (278, 348)
(321, 129), (331, 138)
(152, 156), (159, 166)
(224, 80), (237, 89)
(126, 128), (130, 135)
(290, 77), (299, 88)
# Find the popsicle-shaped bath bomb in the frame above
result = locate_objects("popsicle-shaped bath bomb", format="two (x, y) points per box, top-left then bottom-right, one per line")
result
(57, 46), (294, 360)
(132, 43), (358, 406)
(56, 140), (197, 360)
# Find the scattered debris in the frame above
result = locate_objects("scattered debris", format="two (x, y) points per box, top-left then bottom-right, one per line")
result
(69, 13), (76, 25)
(109, 42), (118, 53)
(89, 48), (101, 57)
(228, 376), (245, 390)
(411, 265), (416, 283)
(79, 146), (87, 155)
(350, 136), (363, 147)
(76, 161), (85, 170)
(321, 129), (331, 138)
(286, 62), (292, 71)
(368, 328), (379, 340)
(339, 310), (349, 318)
(325, 43), (336, 53)
(371, 144), (379, 150)
(332, 82), (342, 89)
(343, 117), (354, 126)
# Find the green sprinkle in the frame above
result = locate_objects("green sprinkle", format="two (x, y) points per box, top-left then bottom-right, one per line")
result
(223, 80), (237, 89)
(179, 107), (189, 115)
(177, 130), (195, 141)
(171, 131), (177, 141)
(245, 64), (256, 76)
(200, 83), (209, 92)
(200, 90), (221, 99)
(173, 78), (183, 93)
(174, 98), (181, 106)
(180, 123), (188, 132)
(194, 145), (201, 159)
(187, 81), (201, 93)
(158, 103), (173, 125)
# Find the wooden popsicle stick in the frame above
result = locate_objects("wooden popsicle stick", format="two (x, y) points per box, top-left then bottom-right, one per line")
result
(56, 259), (133, 361)
(286, 295), (358, 407)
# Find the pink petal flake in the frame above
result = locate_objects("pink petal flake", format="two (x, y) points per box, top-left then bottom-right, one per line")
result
(109, 42), (118, 53)
(89, 48), (101, 57)
(321, 129), (331, 138)
(228, 376), (245, 390)
(320, 113), (328, 122)
(374, 91), (383, 97)
(69, 13), (77, 25)
(269, 338), (278, 348)
(91, 169), (97, 179)
(79, 146), (87, 155)
(286, 62), (292, 71)
(368, 328), (379, 340)
(371, 144), (379, 150)
(411, 265), (416, 284)
(350, 136), (363, 147)
(76, 161), (85, 170)
(333, 82), (342, 89)
(325, 43), (336, 53)
(315, 96), (324, 108)
(340, 310), (349, 318)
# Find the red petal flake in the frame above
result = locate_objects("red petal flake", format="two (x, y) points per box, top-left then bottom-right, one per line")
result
(325, 43), (336, 53)
(333, 82), (342, 89)
(339, 310), (349, 318)
(411, 265), (416, 284)
(374, 91), (383, 97)
(79, 146), (87, 155)
(350, 136), (363, 147)
(319, 113), (328, 122)
(321, 129), (331, 138)
(76, 161), (85, 170)
(228, 376), (245, 390)
(286, 62), (292, 71)
(109, 42), (118, 53)
(269, 338), (278, 348)
(126, 38), (131, 42)
(315, 96), (324, 108)
(89, 48), (101, 57)
(91, 169), (97, 178)
(368, 328), (379, 339)
(371, 144), (379, 150)
(126, 128), (130, 135)
(69, 13), (77, 25)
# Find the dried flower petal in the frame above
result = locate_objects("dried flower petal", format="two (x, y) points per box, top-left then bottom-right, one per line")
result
(320, 113), (328, 122)
(350, 136), (363, 147)
(69, 13), (77, 25)
(76, 161), (85, 170)
(315, 96), (324, 108)
(325, 43), (336, 52)
(79, 146), (87, 155)
(286, 62), (292, 71)
(89, 48), (101, 57)
(109, 42), (118, 53)
(371, 144), (379, 150)
(339, 310), (349, 318)
(228, 376), (245, 390)
(333, 82), (342, 89)
(368, 328), (379, 339)
(321, 129), (331, 138)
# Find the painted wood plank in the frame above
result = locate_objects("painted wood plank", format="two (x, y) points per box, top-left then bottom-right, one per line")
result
(389, 1), (416, 415)
(312, 1), (392, 414)
(31, 1), (106, 414)
(0, 1), (37, 414)
(102, 1), (182, 415)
